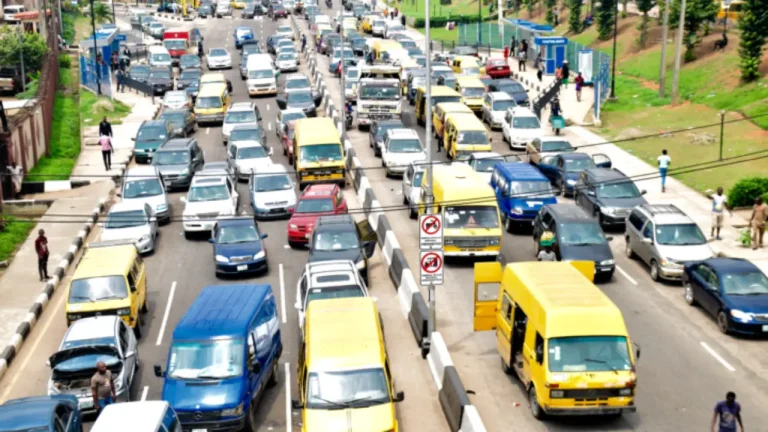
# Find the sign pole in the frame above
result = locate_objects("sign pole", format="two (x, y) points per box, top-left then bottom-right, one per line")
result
(424, 0), (435, 354)
(419, 214), (443, 357)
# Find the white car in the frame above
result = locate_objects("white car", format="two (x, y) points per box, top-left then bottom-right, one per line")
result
(161, 91), (192, 110)
(276, 39), (294, 54)
(482, 92), (515, 130)
(275, 52), (298, 72)
(502, 106), (544, 150)
(402, 162), (424, 219)
(382, 129), (426, 177)
(100, 202), (158, 254)
(227, 140), (274, 181)
(275, 108), (306, 138)
(371, 19), (386, 37)
(465, 152), (521, 183)
(294, 260), (369, 331)
(277, 45), (299, 61)
(249, 165), (297, 219)
(330, 47), (354, 69)
(277, 24), (294, 40)
(181, 174), (239, 237)
(384, 22), (406, 39)
(344, 80), (358, 102)
(282, 0), (296, 13)
(222, 102), (261, 143)
(283, 74), (312, 93)
(120, 166), (170, 223)
(206, 48), (232, 70)
(246, 67), (277, 96)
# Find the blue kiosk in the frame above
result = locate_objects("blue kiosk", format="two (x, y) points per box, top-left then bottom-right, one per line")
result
(534, 36), (568, 75)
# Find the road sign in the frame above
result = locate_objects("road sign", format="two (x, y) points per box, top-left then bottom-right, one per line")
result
(115, 34), (127, 42)
(419, 214), (443, 250)
(420, 251), (444, 285)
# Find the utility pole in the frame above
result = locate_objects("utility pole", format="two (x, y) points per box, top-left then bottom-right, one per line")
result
(424, 0), (436, 351)
(17, 25), (26, 94)
(90, 0), (102, 95)
(658, 0), (670, 98)
(671, 0), (685, 104)
(608, 0), (618, 99)
(478, 0), (482, 46)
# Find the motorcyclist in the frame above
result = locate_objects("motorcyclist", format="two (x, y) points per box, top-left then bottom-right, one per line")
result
(550, 98), (562, 118)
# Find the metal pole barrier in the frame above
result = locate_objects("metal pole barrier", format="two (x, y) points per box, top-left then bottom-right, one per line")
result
(424, 0), (435, 351)
(340, 0), (345, 136)
(719, 110), (725, 161)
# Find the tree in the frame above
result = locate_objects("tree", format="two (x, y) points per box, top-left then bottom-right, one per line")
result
(596, 0), (615, 40)
(0, 25), (48, 73)
(668, 0), (718, 61)
(568, 0), (582, 33)
(91, 1), (112, 23)
(636, 0), (655, 48)
(544, 0), (556, 24)
(526, 0), (534, 17)
(738, 0), (768, 81)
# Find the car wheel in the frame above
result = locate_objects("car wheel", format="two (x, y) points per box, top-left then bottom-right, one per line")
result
(650, 260), (660, 282)
(625, 238), (635, 259)
(409, 204), (417, 220)
(556, 180), (564, 196)
(403, 194), (408, 205)
(501, 357), (512, 375)
(717, 311), (730, 334)
(529, 386), (545, 420)
(141, 299), (148, 313)
(504, 214), (513, 233)
(267, 360), (279, 387)
(184, 231), (192, 240)
(134, 314), (143, 339)
(684, 281), (696, 306)
(533, 236), (540, 256)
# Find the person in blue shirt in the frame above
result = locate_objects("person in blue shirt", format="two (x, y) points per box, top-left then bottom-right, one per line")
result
(711, 391), (743, 432)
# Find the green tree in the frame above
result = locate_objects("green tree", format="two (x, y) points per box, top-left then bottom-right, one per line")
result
(596, 0), (615, 40)
(738, 0), (768, 81)
(544, 0), (556, 24)
(526, 0), (534, 17)
(568, 0), (582, 33)
(669, 0), (718, 61)
(636, 0), (655, 47)
(91, 1), (112, 23)
(0, 25), (48, 73)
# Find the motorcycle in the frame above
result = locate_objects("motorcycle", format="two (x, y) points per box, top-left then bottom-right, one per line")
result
(345, 103), (354, 129)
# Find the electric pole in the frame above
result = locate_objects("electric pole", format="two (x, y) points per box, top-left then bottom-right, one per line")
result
(671, 0), (685, 104)
(658, 0), (670, 98)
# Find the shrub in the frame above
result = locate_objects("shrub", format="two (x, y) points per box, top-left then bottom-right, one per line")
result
(729, 177), (768, 207)
(59, 55), (72, 69)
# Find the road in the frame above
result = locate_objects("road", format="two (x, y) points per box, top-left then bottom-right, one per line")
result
(0, 10), (446, 432)
(299, 3), (768, 431)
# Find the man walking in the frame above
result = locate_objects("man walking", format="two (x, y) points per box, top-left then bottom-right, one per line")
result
(99, 116), (113, 137)
(711, 391), (743, 432)
(709, 187), (731, 240)
(34, 229), (50, 281)
(561, 60), (570, 88)
(574, 72), (584, 102)
(91, 361), (117, 416)
(301, 34), (307, 52)
(6, 163), (23, 199)
(517, 48), (527, 72)
(749, 196), (767, 250)
(657, 149), (670, 193)
(115, 68), (125, 93)
(100, 135), (113, 171)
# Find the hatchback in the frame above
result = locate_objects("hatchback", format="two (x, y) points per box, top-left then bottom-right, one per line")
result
(210, 217), (269, 276)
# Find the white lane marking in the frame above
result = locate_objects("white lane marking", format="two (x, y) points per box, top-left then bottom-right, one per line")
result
(700, 341), (736, 372)
(156, 281), (177, 346)
(206, 127), (210, 135)
(616, 266), (638, 286)
(284, 362), (292, 432)
(266, 104), (270, 111)
(141, 386), (149, 401)
(279, 264), (287, 324)
(268, 122), (272, 131)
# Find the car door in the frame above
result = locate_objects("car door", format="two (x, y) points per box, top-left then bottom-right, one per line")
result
(186, 111), (195, 134)
(118, 319), (137, 384)
(694, 265), (720, 316)
(275, 111), (283, 138)
(55, 402), (79, 432)
(334, 187), (348, 213)
(145, 203), (157, 238)
(636, 221), (654, 264)
(537, 155), (559, 184)
(227, 143), (238, 173)
(626, 211), (647, 253)
(227, 177), (239, 208)
(402, 165), (414, 199)
(357, 219), (378, 259)
(574, 173), (590, 210)
(528, 138), (541, 164)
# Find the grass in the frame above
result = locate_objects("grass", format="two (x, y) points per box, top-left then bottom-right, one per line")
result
(80, 91), (131, 127)
(417, 26), (459, 45)
(0, 218), (36, 263)
(388, 0), (491, 19)
(62, 10), (91, 45)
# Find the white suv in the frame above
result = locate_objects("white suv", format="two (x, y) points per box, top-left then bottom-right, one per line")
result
(226, 140), (274, 181)
(222, 102), (261, 144)
(294, 260), (369, 331)
(502, 106), (543, 150)
(181, 173), (239, 238)
(382, 129), (426, 177)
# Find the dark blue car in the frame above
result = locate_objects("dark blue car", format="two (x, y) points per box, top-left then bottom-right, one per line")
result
(536, 152), (611, 197)
(0, 396), (83, 432)
(234, 26), (254, 49)
(683, 258), (768, 335)
(210, 217), (269, 276)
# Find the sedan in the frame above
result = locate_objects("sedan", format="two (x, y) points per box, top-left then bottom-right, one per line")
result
(161, 90), (193, 110)
(234, 26), (254, 49)
(275, 108), (306, 139)
(210, 217), (269, 276)
(277, 24), (294, 40)
(159, 108), (197, 138)
(178, 54), (201, 71)
(100, 202), (158, 254)
(176, 67), (201, 90)
(276, 90), (319, 117)
(206, 48), (232, 70)
(128, 64), (150, 83)
(269, 3), (287, 18)
(275, 52), (298, 72)
(526, 136), (575, 166)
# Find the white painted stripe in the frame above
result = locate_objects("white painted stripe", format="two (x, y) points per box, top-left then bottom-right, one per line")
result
(268, 122), (272, 131)
(284, 362), (292, 432)
(206, 127), (210, 135)
(68, 244), (78, 255)
(9, 334), (22, 351)
(700, 341), (735, 372)
(141, 386), (149, 401)
(279, 264), (287, 324)
(266, 104), (270, 111)
(35, 292), (49, 307)
(616, 265), (638, 286)
(24, 312), (37, 328)
(156, 281), (177, 346)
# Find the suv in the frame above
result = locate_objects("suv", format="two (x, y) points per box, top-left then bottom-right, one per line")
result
(250, 165), (297, 219)
(382, 129), (426, 177)
(287, 184), (348, 248)
(482, 92), (515, 130)
(625, 204), (714, 282)
(181, 173), (239, 238)
(222, 102), (262, 144)
(294, 260), (369, 330)
(574, 168), (648, 228)
(369, 120), (405, 157)
(151, 138), (204, 191)
(533, 204), (616, 282)
(283, 74), (313, 93)
(502, 106), (542, 150)
(307, 215), (378, 283)
(133, 120), (173, 164)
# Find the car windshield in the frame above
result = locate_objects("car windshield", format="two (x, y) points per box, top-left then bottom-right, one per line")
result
(432, 95), (460, 106)
(164, 93), (187, 104)
(399, 39), (416, 48)
(375, 124), (402, 140)
(154, 150), (190, 165)
(180, 69), (201, 80)
(508, 180), (552, 198)
(461, 87), (484, 98)
(196, 96), (222, 108)
(254, 174), (292, 192)
(296, 198), (334, 213)
(248, 69), (274, 79)
(512, 116), (539, 129)
(548, 336), (632, 373)
(130, 66), (149, 77)
(462, 67), (480, 75)
(596, 181), (640, 199)
(558, 222), (606, 245)
(287, 92), (313, 105)
(333, 49), (354, 59)
(352, 39), (366, 47)
(237, 146), (268, 159)
(412, 77), (426, 88)
(69, 276), (129, 303)
(137, 126), (167, 141)
(444, 205), (499, 229)
(493, 100), (515, 111)
(542, 141), (573, 152)
(123, 178), (163, 198)
(286, 78), (311, 89)
(721, 271), (768, 295)
(230, 128), (261, 141)
(210, 48), (228, 57)
(655, 224), (707, 245)
(105, 209), (147, 229)
(149, 70), (171, 79)
(217, 224), (260, 243)
(305, 285), (364, 305)
(564, 158), (595, 172)
(151, 53), (171, 62)
(236, 29), (253, 38)
(457, 131), (488, 145)
(225, 110), (257, 123)
(160, 113), (185, 126)
(167, 339), (244, 380)
(500, 82), (525, 94)
(306, 368), (389, 409)
(313, 231), (358, 251)
(180, 56), (199, 64)
(389, 138), (422, 153)
(360, 83), (399, 100)
(299, 144), (343, 162)
(473, 158), (502, 172)
(282, 112), (306, 125)
(189, 184), (229, 202)
(243, 45), (261, 55)
(278, 53), (294, 61)
(164, 39), (186, 50)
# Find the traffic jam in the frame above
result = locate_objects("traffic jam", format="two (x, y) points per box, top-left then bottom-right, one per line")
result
(1, 0), (768, 430)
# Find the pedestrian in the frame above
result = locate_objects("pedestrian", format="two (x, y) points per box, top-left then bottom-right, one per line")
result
(561, 60), (570, 88)
(657, 149), (670, 193)
(110, 52), (118, 72)
(91, 361), (117, 416)
(394, 7), (398, 18)
(400, 13), (405, 26)
(118, 56), (127, 72)
(536, 60), (544, 82)
(711, 391), (743, 432)
(533, 52), (541, 69)
(99, 135), (113, 171)
(383, 7), (388, 18)
(34, 229), (50, 282)
(517, 49), (527, 72)
(555, 65), (563, 83)
(537, 232), (557, 261)
(6, 163), (23, 199)
(197, 39), (204, 58)
(510, 36), (517, 57)
(520, 38), (528, 57)
(554, 7), (559, 26)
(99, 116), (113, 137)
(301, 34), (307, 52)
(115, 68), (125, 93)
(749, 196), (768, 250)
(709, 187), (731, 240)
(574, 72), (584, 102)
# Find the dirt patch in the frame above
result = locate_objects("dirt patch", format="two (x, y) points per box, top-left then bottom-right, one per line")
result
(689, 30), (739, 63)
(614, 127), (645, 140)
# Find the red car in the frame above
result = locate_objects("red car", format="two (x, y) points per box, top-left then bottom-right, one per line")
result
(486, 57), (511, 79)
(287, 184), (348, 248)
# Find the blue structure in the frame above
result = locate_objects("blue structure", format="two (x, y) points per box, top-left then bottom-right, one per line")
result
(534, 36), (568, 75)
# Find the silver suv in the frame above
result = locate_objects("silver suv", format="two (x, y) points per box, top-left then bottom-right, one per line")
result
(625, 204), (714, 282)
(294, 260), (369, 331)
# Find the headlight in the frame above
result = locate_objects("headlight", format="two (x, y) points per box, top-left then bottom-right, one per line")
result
(490, 238), (500, 246)
(221, 403), (244, 417)
(356, 259), (366, 269)
(215, 255), (230, 263)
(601, 207), (616, 215)
(49, 382), (61, 394)
(116, 308), (131, 316)
(660, 258), (682, 269)
(566, 179), (576, 186)
(180, 168), (189, 176)
(444, 239), (455, 245)
(600, 259), (615, 266)
(618, 388), (633, 396)
(156, 204), (168, 212)
(730, 309), (753, 322)
(67, 313), (82, 321)
(138, 235), (151, 244)
(253, 250), (266, 260)
(550, 390), (565, 398)
(289, 224), (298, 230)
(510, 207), (523, 215)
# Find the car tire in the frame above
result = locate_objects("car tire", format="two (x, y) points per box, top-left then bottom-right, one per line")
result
(650, 260), (661, 282)
(529, 386), (545, 420)
(717, 310), (730, 334)
(409, 205), (417, 220)
(625, 238), (635, 259)
(134, 314), (143, 339)
(504, 214), (513, 233)
(501, 357), (513, 375)
(403, 194), (408, 205)
(141, 300), (148, 313)
(184, 231), (192, 240)
(684, 280), (697, 306)
(267, 360), (279, 387)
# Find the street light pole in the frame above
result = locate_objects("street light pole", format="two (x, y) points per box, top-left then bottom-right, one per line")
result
(477, 0), (482, 46)
(658, 0), (670, 98)
(671, 0), (685, 104)
(608, 0), (618, 99)
(17, 25), (26, 94)
(90, 0), (102, 94)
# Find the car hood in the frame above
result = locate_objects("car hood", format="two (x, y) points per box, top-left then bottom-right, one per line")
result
(162, 377), (243, 412)
(184, 200), (232, 216)
(49, 345), (120, 368)
(656, 243), (714, 263)
(598, 196), (648, 211)
(303, 404), (395, 432)
(235, 158), (273, 173)
(123, 194), (167, 211)
(100, 224), (151, 242)
(215, 239), (264, 258)
(155, 164), (188, 175)
(385, 152), (426, 165)
(208, 56), (231, 63)
(288, 101), (315, 111)
(725, 294), (768, 313)
(559, 242), (613, 263)
(149, 77), (173, 85)
(248, 78), (275, 85)
(507, 127), (541, 139)
(308, 248), (362, 264)
(136, 138), (166, 150)
(289, 213), (326, 227)
(252, 190), (297, 208)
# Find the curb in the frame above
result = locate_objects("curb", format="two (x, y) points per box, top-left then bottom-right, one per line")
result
(0, 197), (108, 381)
(21, 179), (92, 194)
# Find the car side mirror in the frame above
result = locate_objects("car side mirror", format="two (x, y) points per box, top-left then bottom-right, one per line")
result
(640, 189), (647, 195)
(276, 97), (287, 109)
(394, 391), (405, 402)
(587, 190), (595, 197)
(260, 233), (268, 239)
(250, 359), (262, 374)
(288, 207), (295, 213)
(606, 236), (614, 241)
(154, 365), (164, 377)
(291, 399), (303, 409)
(363, 240), (376, 258)
(634, 343), (641, 360)
(125, 350), (136, 358)
(642, 237), (653, 245)
(208, 238), (215, 243)
(294, 301), (302, 310)
(131, 137), (136, 141)
(116, 192), (122, 197)
(46, 359), (51, 367)
(489, 138), (493, 142)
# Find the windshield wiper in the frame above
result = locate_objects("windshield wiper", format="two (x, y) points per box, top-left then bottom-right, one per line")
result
(584, 358), (618, 374)
(313, 396), (351, 410)
(70, 295), (94, 302)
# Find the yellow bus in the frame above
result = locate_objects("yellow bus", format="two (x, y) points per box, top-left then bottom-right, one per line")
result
(371, 39), (402, 61)
(443, 112), (491, 160)
(419, 163), (501, 258)
(473, 260), (639, 419)
(455, 76), (486, 113)
(432, 102), (473, 143)
(194, 83), (229, 125)
(293, 117), (345, 189)
(414, 86), (462, 126)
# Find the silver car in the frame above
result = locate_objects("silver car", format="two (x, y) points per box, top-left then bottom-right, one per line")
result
(161, 91), (193, 110)
(249, 164), (297, 219)
(47, 316), (138, 414)
(625, 204), (715, 282)
(402, 162), (424, 219)
(100, 201), (158, 254)
(120, 166), (170, 222)
(222, 102), (261, 144)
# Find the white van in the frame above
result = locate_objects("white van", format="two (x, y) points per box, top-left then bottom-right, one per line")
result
(384, 21), (406, 39)
(148, 46), (173, 68)
(246, 54), (277, 96)
(92, 401), (181, 432)
(129, 9), (149, 28)
(2, 5), (25, 23)
(502, 106), (544, 150)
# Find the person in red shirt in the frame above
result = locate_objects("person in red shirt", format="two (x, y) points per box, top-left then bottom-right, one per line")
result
(34, 229), (51, 281)
(574, 72), (585, 102)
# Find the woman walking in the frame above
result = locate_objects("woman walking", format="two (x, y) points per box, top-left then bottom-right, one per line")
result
(99, 135), (113, 171)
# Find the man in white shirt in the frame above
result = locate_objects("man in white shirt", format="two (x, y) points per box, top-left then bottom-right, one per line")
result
(709, 187), (731, 240)
(657, 149), (671, 193)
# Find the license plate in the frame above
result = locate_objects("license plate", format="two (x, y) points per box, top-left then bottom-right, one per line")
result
(192, 429), (208, 432)
(237, 265), (247, 271)
(763, 325), (768, 332)
(80, 400), (93, 409)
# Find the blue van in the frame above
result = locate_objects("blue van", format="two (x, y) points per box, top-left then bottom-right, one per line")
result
(154, 284), (282, 431)
(491, 162), (558, 231)
(0, 395), (83, 432)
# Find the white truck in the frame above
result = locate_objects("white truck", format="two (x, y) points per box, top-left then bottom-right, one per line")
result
(355, 66), (402, 129)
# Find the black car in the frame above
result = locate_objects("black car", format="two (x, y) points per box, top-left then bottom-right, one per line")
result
(198, 4), (212, 17)
(308, 215), (378, 283)
(148, 67), (174, 95)
(369, 120), (404, 157)
(184, 80), (200, 101)
(133, 120), (173, 164)
(177, 67), (202, 90)
(533, 204), (615, 282)
(178, 54), (201, 71)
(128, 64), (150, 83)
(158, 108), (197, 138)
(266, 35), (287, 54)
(488, 79), (530, 107)
(276, 90), (320, 117)
(321, 34), (341, 55)
(574, 168), (648, 228)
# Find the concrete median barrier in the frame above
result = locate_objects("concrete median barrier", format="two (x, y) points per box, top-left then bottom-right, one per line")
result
(439, 366), (471, 432)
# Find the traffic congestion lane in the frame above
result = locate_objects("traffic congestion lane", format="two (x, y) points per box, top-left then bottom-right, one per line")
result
(302, 8), (768, 430)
